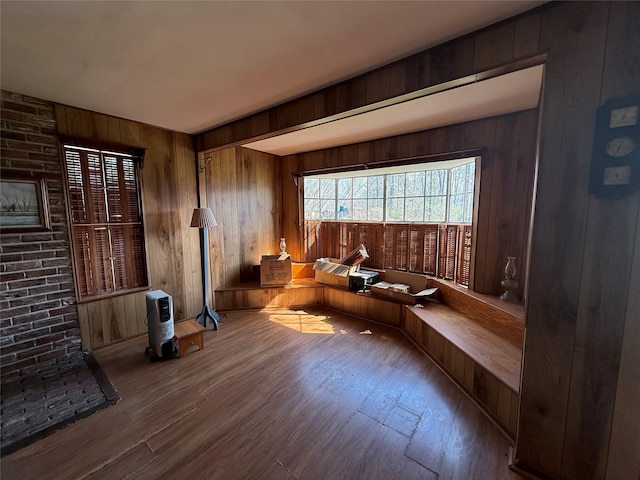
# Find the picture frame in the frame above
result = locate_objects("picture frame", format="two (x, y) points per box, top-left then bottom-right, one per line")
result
(0, 172), (52, 233)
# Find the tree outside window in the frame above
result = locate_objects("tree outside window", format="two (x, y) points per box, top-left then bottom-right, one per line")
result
(303, 160), (474, 224)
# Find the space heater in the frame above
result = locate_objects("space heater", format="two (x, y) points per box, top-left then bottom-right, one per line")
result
(145, 290), (176, 359)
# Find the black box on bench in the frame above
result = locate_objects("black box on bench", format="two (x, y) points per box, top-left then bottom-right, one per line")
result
(348, 270), (380, 291)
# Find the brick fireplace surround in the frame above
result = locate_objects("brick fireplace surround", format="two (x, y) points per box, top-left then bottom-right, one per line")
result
(0, 90), (81, 378)
(0, 91), (116, 454)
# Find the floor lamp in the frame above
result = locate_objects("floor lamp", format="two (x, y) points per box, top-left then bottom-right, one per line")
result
(190, 207), (220, 329)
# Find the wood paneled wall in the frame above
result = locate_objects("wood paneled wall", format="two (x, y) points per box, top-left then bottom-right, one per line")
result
(519, 3), (640, 479)
(195, 3), (640, 479)
(281, 109), (539, 298)
(200, 147), (282, 293)
(54, 105), (202, 349)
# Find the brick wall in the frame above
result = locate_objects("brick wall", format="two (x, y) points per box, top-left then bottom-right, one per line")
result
(0, 90), (81, 379)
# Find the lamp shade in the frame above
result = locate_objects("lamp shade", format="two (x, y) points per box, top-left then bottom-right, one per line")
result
(190, 207), (218, 228)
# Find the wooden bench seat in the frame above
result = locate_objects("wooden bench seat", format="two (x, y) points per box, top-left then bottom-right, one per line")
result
(426, 277), (524, 348)
(406, 303), (521, 392)
(404, 303), (520, 440)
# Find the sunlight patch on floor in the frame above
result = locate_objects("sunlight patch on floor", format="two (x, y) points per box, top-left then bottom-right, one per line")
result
(268, 312), (338, 334)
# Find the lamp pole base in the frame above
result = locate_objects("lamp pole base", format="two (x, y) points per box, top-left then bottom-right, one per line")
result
(196, 305), (220, 330)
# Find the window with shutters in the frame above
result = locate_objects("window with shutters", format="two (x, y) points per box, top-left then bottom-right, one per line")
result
(302, 157), (477, 286)
(62, 143), (148, 300)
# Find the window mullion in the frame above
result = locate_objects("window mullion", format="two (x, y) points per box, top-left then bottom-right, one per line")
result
(445, 168), (452, 223)
(382, 174), (387, 222)
(336, 182), (340, 221)
(106, 226), (117, 292)
(100, 152), (117, 291)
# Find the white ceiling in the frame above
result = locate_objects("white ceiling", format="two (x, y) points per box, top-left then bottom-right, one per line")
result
(1, 0), (544, 144)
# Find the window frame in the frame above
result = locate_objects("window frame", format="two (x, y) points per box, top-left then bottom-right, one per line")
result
(61, 139), (149, 302)
(302, 157), (477, 225)
(296, 151), (482, 288)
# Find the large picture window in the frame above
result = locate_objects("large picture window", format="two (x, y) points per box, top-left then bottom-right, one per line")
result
(62, 143), (148, 300)
(302, 158), (477, 286)
(303, 160), (475, 224)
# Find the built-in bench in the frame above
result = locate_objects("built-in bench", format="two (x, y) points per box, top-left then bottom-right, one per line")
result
(214, 270), (523, 442)
(404, 303), (521, 441)
(426, 277), (524, 348)
(215, 277), (325, 311)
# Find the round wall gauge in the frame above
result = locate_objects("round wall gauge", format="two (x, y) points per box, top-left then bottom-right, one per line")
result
(606, 136), (636, 158)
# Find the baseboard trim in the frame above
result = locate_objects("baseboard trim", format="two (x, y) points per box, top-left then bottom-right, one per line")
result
(508, 448), (549, 480)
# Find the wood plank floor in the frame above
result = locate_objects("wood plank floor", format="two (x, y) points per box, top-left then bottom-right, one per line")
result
(1, 308), (522, 480)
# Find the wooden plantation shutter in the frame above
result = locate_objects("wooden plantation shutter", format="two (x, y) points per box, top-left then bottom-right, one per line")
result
(339, 222), (349, 259)
(63, 144), (147, 300)
(394, 225), (409, 271)
(336, 222), (376, 268)
(408, 225), (424, 273)
(304, 220), (473, 286)
(319, 222), (342, 259)
(457, 225), (472, 286)
(406, 224), (439, 275)
(438, 225), (458, 280)
(383, 224), (397, 269)
(423, 225), (439, 275)
(304, 220), (322, 262)
(435, 224), (472, 284)
(382, 224), (411, 271)
(352, 223), (384, 269)
(303, 220), (470, 286)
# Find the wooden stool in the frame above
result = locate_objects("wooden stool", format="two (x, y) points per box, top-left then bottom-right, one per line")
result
(174, 319), (205, 357)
